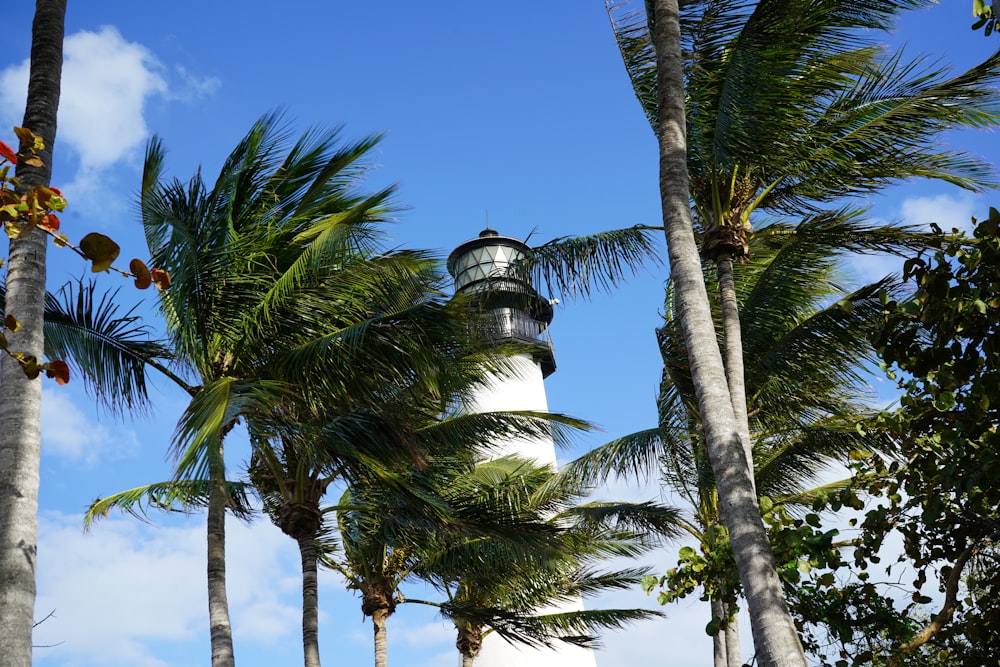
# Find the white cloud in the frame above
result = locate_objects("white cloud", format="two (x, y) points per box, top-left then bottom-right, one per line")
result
(34, 512), (205, 666)
(848, 192), (979, 284)
(59, 27), (167, 171)
(0, 27), (166, 171)
(40, 389), (137, 466)
(900, 192), (977, 234)
(34, 513), (301, 667)
(0, 26), (218, 217)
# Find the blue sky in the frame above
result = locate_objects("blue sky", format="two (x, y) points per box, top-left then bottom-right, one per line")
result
(2, 2), (999, 666)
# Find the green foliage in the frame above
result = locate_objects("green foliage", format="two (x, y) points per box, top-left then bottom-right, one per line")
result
(612, 0), (1000, 222)
(973, 0), (999, 35)
(854, 209), (1000, 661)
(323, 454), (664, 659)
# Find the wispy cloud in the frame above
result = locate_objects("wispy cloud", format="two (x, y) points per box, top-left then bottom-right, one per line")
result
(40, 389), (137, 466)
(0, 25), (219, 217)
(34, 513), (300, 666)
(900, 193), (977, 233)
(848, 192), (979, 284)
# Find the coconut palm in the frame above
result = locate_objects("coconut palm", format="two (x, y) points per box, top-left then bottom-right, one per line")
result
(610, 1), (1000, 662)
(639, 0), (807, 660)
(568, 214), (913, 666)
(0, 2), (66, 662)
(87, 111), (659, 666)
(613, 0), (1000, 463)
(315, 391), (592, 667)
(417, 464), (677, 667)
(247, 343), (588, 667)
(327, 454), (672, 667)
(239, 212), (661, 667)
(124, 113), (465, 667)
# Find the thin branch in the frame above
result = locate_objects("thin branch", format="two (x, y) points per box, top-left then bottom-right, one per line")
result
(889, 533), (995, 666)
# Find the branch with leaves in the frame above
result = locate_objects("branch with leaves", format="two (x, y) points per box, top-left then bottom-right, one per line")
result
(1, 126), (171, 383)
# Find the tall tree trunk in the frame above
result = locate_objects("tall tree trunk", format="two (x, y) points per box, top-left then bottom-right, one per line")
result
(711, 598), (729, 667)
(0, 3), (65, 665)
(372, 609), (389, 667)
(725, 615), (742, 667)
(716, 255), (755, 495)
(462, 653), (476, 667)
(297, 534), (322, 667)
(648, 2), (806, 666)
(207, 442), (236, 667)
(710, 596), (743, 667)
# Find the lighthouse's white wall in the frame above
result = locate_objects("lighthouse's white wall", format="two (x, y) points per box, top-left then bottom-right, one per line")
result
(462, 353), (599, 667)
(463, 353), (558, 468)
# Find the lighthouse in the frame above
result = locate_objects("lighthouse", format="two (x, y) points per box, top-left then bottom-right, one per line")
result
(447, 228), (598, 667)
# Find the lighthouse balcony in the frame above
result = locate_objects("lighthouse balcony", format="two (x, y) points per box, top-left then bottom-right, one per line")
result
(486, 307), (557, 378)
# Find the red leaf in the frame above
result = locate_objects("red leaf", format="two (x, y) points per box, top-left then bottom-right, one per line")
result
(151, 268), (172, 290)
(45, 360), (70, 385)
(39, 213), (59, 233)
(0, 141), (16, 164)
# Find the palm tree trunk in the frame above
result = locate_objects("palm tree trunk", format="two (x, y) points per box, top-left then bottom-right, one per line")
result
(207, 441), (236, 667)
(725, 616), (742, 667)
(372, 609), (389, 667)
(716, 255), (755, 495)
(711, 598), (728, 667)
(648, 2), (806, 666)
(297, 534), (322, 667)
(456, 624), (483, 667)
(0, 3), (64, 665)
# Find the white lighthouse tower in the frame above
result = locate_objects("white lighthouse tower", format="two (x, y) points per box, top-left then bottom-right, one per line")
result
(447, 228), (599, 667)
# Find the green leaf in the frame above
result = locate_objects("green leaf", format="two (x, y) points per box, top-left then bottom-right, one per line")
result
(934, 391), (956, 411)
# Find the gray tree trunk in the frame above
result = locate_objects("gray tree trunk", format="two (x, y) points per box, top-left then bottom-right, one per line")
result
(462, 653), (475, 667)
(711, 598), (729, 667)
(726, 614), (743, 667)
(716, 255), (755, 495)
(373, 609), (389, 667)
(0, 2), (65, 665)
(208, 443), (236, 667)
(297, 534), (321, 667)
(648, 2), (806, 666)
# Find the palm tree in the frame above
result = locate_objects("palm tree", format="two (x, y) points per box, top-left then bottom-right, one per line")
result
(614, 0), (1000, 463)
(638, 0), (806, 662)
(568, 215), (913, 666)
(316, 397), (591, 667)
(327, 454), (670, 667)
(128, 113), (453, 667)
(610, 2), (1000, 663)
(0, 2), (67, 663)
(246, 355), (562, 667)
(419, 463), (676, 667)
(89, 149), (660, 667)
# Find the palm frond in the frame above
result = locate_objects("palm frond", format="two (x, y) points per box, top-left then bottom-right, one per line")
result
(84, 479), (255, 528)
(565, 500), (685, 543)
(4, 280), (185, 414)
(171, 377), (296, 482)
(526, 226), (661, 301)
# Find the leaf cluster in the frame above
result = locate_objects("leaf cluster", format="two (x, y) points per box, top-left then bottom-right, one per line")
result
(853, 209), (1000, 659)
